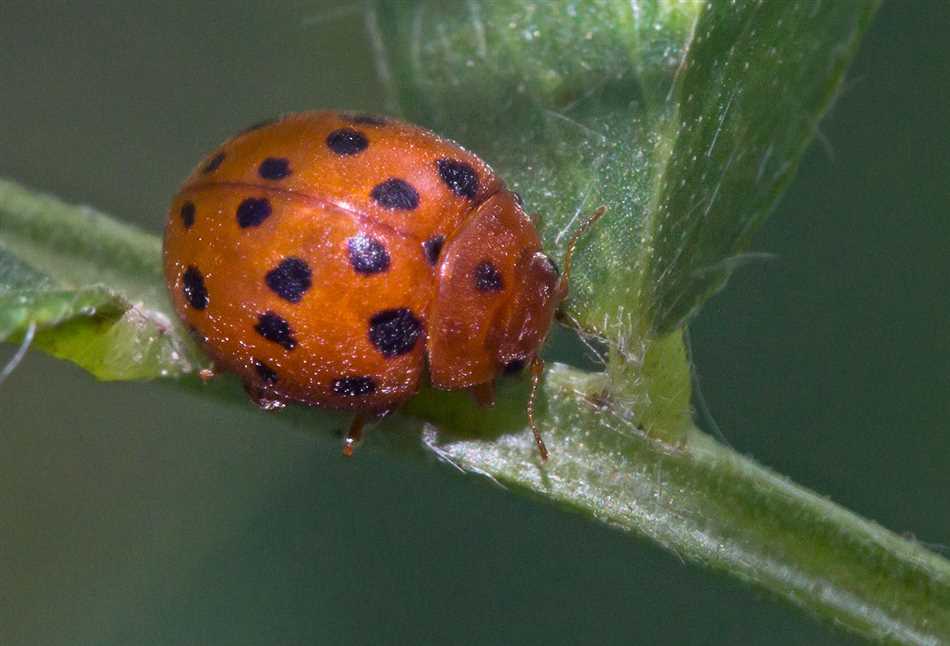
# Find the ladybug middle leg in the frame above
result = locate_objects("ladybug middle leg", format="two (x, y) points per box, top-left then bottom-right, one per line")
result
(342, 409), (394, 457)
(343, 415), (366, 457)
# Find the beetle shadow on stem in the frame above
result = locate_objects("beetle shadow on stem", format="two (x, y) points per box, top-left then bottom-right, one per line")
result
(400, 376), (538, 441)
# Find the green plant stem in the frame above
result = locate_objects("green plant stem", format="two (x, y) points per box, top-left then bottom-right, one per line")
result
(407, 363), (950, 645)
(184, 358), (950, 643)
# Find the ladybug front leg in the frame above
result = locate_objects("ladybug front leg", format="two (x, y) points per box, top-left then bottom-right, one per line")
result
(527, 356), (549, 462)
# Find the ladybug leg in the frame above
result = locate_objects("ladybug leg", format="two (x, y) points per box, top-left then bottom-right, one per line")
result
(469, 380), (496, 408)
(527, 356), (550, 462)
(342, 415), (366, 457)
(342, 409), (393, 458)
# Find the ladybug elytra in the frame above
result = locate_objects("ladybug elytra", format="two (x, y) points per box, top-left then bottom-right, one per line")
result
(163, 111), (602, 460)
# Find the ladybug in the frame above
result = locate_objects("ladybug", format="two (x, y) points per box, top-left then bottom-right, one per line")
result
(163, 111), (603, 460)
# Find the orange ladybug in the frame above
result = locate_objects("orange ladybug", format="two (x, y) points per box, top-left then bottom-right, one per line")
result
(163, 111), (602, 460)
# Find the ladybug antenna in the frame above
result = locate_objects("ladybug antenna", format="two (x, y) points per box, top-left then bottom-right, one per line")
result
(527, 356), (550, 462)
(558, 205), (607, 293)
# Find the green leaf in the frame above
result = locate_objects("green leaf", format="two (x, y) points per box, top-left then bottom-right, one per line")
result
(371, 0), (879, 336)
(642, 2), (880, 333)
(372, 0), (692, 336)
(0, 178), (204, 379)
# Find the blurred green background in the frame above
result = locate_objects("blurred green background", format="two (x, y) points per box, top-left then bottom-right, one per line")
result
(1, 2), (947, 644)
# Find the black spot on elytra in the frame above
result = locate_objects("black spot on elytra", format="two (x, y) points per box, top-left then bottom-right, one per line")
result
(503, 357), (527, 375)
(182, 266), (208, 310)
(436, 158), (478, 199)
(254, 311), (297, 350)
(326, 128), (368, 156)
(371, 178), (419, 210)
(368, 308), (422, 357)
(347, 235), (390, 275)
(332, 376), (378, 397)
(237, 197), (272, 228)
(202, 152), (225, 174)
(265, 257), (312, 303)
(253, 359), (278, 384)
(342, 112), (387, 126)
(179, 201), (195, 228)
(474, 260), (504, 292)
(423, 235), (445, 266)
(258, 157), (291, 180)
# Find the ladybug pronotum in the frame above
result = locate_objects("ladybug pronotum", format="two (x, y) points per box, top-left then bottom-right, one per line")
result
(163, 111), (603, 460)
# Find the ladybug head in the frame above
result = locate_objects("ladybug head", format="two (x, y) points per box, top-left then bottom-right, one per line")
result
(495, 249), (564, 375)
